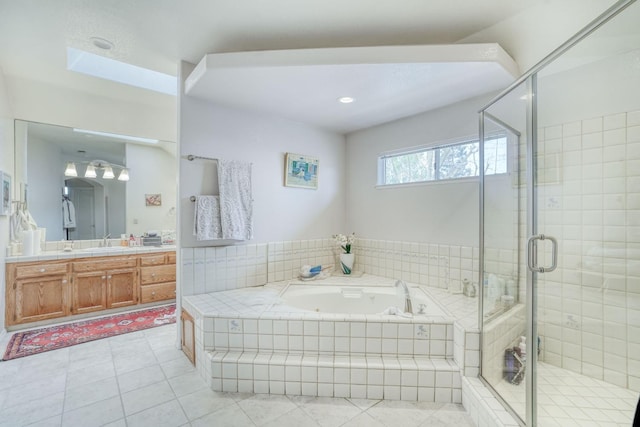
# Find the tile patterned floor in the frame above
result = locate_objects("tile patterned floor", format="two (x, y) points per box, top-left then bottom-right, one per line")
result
(494, 362), (639, 426)
(0, 324), (475, 427)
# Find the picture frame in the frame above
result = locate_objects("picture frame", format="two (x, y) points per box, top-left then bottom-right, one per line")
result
(145, 193), (162, 206)
(284, 153), (319, 190)
(1, 171), (11, 216)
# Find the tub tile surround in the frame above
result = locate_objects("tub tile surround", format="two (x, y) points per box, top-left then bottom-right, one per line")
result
(181, 238), (489, 296)
(180, 238), (524, 424)
(182, 274), (482, 406)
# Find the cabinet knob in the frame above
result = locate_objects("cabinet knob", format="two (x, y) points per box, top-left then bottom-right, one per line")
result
(107, 275), (112, 279)
(102, 276), (106, 279)
(62, 280), (67, 284)
(151, 273), (156, 277)
(151, 292), (156, 297)
(40, 268), (46, 273)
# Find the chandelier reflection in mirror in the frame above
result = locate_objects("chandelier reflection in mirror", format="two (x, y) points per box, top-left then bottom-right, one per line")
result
(64, 160), (130, 181)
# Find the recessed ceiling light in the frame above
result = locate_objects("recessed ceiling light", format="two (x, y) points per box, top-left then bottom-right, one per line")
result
(338, 97), (355, 104)
(90, 37), (114, 51)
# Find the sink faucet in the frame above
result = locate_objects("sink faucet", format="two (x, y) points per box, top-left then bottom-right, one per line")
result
(395, 280), (413, 314)
(101, 234), (111, 247)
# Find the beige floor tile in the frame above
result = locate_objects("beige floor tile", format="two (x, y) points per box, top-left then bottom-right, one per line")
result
(0, 391), (64, 427)
(64, 377), (119, 412)
(178, 388), (235, 420)
(190, 403), (255, 427)
(126, 399), (188, 427)
(122, 380), (176, 415)
(3, 373), (67, 409)
(237, 394), (298, 426)
(341, 412), (386, 427)
(168, 370), (208, 397)
(262, 407), (320, 427)
(117, 364), (166, 393)
(61, 395), (123, 427)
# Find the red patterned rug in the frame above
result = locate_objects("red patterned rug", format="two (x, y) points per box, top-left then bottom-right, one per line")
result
(2, 304), (176, 361)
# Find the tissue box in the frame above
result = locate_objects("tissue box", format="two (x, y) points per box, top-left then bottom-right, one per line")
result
(142, 236), (162, 246)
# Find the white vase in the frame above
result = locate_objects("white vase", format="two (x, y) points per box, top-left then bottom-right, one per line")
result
(339, 253), (355, 274)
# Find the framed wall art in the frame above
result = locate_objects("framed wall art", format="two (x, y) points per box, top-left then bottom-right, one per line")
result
(1, 171), (11, 216)
(145, 193), (162, 206)
(284, 153), (318, 190)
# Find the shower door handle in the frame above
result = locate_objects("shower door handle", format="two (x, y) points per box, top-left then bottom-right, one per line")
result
(527, 234), (558, 273)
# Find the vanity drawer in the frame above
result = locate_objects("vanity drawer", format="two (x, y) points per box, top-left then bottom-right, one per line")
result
(140, 282), (176, 303)
(167, 252), (176, 264)
(73, 257), (137, 272)
(15, 262), (68, 278)
(140, 254), (167, 266)
(140, 265), (176, 285)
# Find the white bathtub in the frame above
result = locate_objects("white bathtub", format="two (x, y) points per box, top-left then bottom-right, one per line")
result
(280, 283), (448, 316)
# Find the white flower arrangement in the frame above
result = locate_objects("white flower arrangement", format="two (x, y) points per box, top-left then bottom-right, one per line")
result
(333, 232), (356, 254)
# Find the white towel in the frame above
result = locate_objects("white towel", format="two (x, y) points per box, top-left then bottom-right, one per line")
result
(218, 160), (253, 241)
(379, 306), (413, 318)
(62, 199), (76, 228)
(193, 195), (222, 240)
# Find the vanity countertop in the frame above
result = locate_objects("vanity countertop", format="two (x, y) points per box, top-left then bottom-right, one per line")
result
(5, 245), (177, 263)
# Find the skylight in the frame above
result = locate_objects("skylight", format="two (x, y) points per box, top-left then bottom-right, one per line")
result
(67, 47), (176, 96)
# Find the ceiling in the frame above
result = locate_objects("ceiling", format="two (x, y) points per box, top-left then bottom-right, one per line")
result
(0, 0), (548, 133)
(25, 121), (125, 165)
(22, 120), (176, 164)
(185, 44), (518, 133)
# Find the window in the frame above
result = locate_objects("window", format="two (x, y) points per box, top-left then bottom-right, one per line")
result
(378, 136), (507, 186)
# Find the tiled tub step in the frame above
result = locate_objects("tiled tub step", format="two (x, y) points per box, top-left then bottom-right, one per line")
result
(207, 350), (462, 403)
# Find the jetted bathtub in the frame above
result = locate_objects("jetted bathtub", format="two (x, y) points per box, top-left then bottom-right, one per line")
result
(279, 283), (449, 316)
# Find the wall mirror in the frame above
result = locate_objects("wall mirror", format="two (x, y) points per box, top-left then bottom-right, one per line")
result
(14, 120), (177, 241)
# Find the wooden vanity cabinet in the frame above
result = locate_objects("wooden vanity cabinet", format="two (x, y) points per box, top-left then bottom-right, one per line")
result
(6, 261), (70, 325)
(140, 253), (176, 303)
(181, 309), (196, 365)
(5, 251), (174, 327)
(71, 257), (138, 314)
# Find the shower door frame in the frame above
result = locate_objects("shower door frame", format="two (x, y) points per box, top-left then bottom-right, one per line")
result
(478, 0), (637, 425)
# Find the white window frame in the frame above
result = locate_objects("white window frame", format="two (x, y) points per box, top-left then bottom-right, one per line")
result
(377, 134), (508, 187)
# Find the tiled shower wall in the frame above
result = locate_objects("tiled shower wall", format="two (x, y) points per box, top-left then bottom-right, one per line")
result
(536, 109), (640, 392)
(181, 239), (486, 296)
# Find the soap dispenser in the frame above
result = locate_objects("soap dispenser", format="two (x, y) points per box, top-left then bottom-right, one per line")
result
(519, 336), (527, 363)
(462, 279), (476, 297)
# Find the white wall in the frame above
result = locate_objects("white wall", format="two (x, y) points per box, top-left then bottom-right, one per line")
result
(126, 143), (177, 236)
(458, 0), (617, 73)
(179, 63), (346, 247)
(26, 136), (63, 240)
(0, 67), (15, 335)
(7, 76), (176, 143)
(345, 93), (497, 246)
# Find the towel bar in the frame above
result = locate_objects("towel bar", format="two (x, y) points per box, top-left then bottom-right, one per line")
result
(186, 154), (218, 162)
(186, 154), (253, 166)
(190, 195), (253, 202)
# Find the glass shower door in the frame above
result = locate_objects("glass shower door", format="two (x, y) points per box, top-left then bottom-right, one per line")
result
(480, 1), (640, 425)
(480, 80), (529, 423)
(534, 1), (640, 424)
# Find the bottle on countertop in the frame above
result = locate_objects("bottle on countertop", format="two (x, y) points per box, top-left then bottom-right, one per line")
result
(519, 336), (527, 363)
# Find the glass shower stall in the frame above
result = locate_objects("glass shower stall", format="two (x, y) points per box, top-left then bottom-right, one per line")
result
(479, 0), (640, 425)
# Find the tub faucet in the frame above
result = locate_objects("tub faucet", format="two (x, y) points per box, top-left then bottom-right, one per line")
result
(395, 280), (413, 314)
(101, 234), (111, 247)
